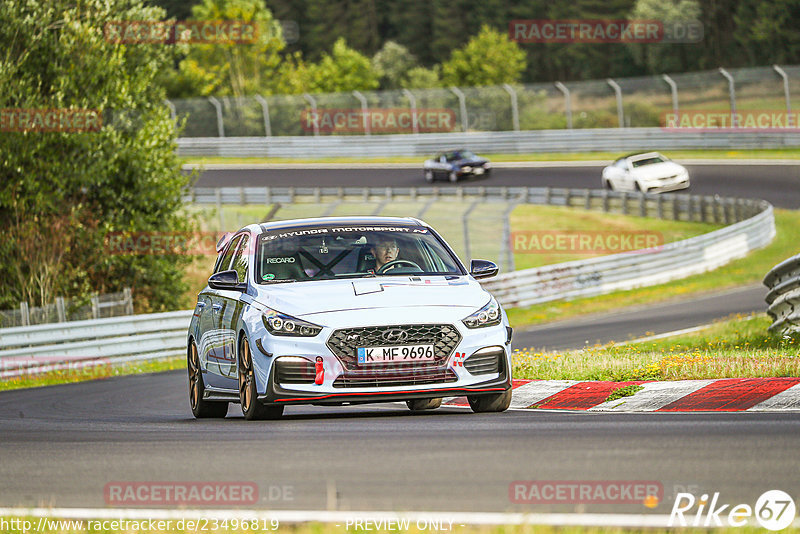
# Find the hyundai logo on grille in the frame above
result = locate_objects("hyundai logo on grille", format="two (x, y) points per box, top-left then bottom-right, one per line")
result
(382, 329), (408, 342)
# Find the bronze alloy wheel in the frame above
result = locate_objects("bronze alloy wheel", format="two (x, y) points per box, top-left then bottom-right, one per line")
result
(238, 336), (284, 421)
(188, 343), (228, 418)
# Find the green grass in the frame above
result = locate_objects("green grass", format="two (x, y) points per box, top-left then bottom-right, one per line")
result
(510, 205), (719, 270)
(0, 356), (184, 393)
(512, 314), (800, 381)
(181, 148), (800, 166)
(605, 384), (644, 402)
(506, 208), (799, 329)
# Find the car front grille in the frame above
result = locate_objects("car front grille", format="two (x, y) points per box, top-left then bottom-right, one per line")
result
(332, 368), (458, 388)
(464, 348), (503, 375)
(326, 324), (461, 371)
(274, 357), (316, 384)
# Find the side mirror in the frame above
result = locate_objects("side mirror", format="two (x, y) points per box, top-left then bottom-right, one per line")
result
(470, 259), (498, 279)
(208, 270), (245, 291)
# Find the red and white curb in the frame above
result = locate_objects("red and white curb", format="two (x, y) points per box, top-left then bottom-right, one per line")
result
(445, 378), (800, 411)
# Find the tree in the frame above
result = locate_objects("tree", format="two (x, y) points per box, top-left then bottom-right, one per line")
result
(372, 41), (418, 89)
(305, 38), (380, 93)
(0, 0), (194, 311)
(629, 0), (702, 73)
(441, 25), (526, 86)
(176, 0), (287, 98)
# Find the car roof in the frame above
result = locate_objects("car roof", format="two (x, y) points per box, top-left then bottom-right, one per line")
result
(258, 216), (426, 233)
(623, 151), (664, 161)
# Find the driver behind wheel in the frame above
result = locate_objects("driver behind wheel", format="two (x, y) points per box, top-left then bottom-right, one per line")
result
(371, 238), (399, 272)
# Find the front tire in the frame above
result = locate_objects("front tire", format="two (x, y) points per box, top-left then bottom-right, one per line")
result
(238, 336), (284, 421)
(407, 398), (442, 412)
(603, 178), (613, 190)
(188, 342), (228, 419)
(468, 389), (512, 413)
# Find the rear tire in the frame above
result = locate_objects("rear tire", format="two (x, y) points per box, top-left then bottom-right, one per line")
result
(424, 170), (434, 183)
(468, 389), (512, 413)
(238, 336), (284, 421)
(407, 398), (442, 412)
(188, 343), (228, 419)
(449, 170), (458, 183)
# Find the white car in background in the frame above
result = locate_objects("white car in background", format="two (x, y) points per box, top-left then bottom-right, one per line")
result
(601, 152), (690, 193)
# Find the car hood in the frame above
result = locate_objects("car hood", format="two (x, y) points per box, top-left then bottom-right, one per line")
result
(251, 276), (490, 318)
(631, 161), (685, 180)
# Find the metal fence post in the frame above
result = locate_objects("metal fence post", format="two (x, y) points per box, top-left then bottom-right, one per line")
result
(450, 87), (468, 132)
(501, 201), (518, 272)
(352, 90), (370, 135)
(164, 99), (177, 122)
(462, 201), (481, 260)
(254, 95), (272, 136)
(554, 82), (572, 129)
(91, 295), (100, 319)
(502, 84), (520, 131)
(773, 65), (793, 127)
(607, 78), (624, 128)
(207, 96), (225, 137)
(661, 74), (679, 122)
(303, 93), (319, 136)
(20, 301), (29, 327)
(401, 89), (419, 134)
(56, 297), (66, 322)
(718, 68), (737, 128)
(123, 288), (134, 316)
(216, 189), (224, 230)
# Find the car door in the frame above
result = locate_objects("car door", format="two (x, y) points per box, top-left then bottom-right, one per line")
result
(202, 234), (241, 389)
(214, 232), (251, 390)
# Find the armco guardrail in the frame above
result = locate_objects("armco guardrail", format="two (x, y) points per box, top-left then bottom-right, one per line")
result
(480, 198), (774, 308)
(0, 310), (192, 379)
(764, 254), (800, 334)
(176, 129), (800, 158)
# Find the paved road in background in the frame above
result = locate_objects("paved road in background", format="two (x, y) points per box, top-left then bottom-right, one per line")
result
(514, 284), (767, 351)
(193, 163), (800, 209)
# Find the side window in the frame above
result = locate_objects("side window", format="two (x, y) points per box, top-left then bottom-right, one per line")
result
(214, 235), (242, 274)
(231, 234), (250, 283)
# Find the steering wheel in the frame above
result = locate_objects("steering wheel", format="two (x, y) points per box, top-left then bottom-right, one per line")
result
(376, 259), (422, 274)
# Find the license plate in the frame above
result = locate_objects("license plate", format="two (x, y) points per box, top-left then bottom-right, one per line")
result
(356, 345), (435, 364)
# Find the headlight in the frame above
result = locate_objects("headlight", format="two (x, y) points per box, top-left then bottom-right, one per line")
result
(484, 162), (491, 169)
(462, 297), (502, 329)
(262, 309), (322, 337)
(462, 166), (472, 172)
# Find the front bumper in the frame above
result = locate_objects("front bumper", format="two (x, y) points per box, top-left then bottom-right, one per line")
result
(253, 320), (512, 406)
(642, 178), (690, 193)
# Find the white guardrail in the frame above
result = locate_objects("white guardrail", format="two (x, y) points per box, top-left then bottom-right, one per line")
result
(0, 311), (191, 379)
(0, 190), (774, 376)
(176, 128), (800, 158)
(764, 254), (800, 334)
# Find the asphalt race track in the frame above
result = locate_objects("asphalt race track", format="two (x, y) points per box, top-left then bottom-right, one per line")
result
(1, 161), (798, 517)
(193, 162), (800, 209)
(0, 282), (796, 514)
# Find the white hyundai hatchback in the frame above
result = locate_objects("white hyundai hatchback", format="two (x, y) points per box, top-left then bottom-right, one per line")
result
(187, 216), (513, 420)
(602, 152), (690, 193)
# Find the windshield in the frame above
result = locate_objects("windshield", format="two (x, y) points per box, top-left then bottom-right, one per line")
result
(631, 155), (667, 167)
(451, 150), (476, 160)
(256, 224), (463, 283)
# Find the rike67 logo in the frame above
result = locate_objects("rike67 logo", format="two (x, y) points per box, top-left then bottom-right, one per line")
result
(670, 490), (796, 530)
